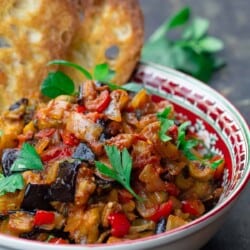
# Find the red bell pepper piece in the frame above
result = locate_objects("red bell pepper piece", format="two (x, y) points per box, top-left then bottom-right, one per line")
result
(48, 237), (68, 244)
(108, 212), (130, 237)
(148, 200), (173, 222)
(76, 105), (86, 113)
(34, 210), (55, 226)
(85, 90), (111, 113)
(182, 199), (205, 217)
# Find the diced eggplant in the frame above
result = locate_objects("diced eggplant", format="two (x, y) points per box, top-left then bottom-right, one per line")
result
(20, 228), (70, 242)
(73, 143), (95, 163)
(21, 184), (53, 211)
(8, 98), (28, 111)
(1, 148), (19, 176)
(155, 218), (167, 234)
(48, 160), (81, 202)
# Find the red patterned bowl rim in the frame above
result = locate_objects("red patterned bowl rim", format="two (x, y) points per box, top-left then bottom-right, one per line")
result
(0, 62), (249, 250)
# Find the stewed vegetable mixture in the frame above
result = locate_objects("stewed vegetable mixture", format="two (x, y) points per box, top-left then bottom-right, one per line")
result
(0, 68), (225, 244)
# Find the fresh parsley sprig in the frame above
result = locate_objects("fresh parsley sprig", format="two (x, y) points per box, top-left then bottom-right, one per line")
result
(142, 6), (225, 82)
(0, 143), (43, 197)
(0, 173), (24, 196)
(95, 145), (142, 201)
(41, 60), (144, 98)
(156, 110), (200, 161)
(157, 107), (174, 142)
(176, 121), (199, 160)
(10, 143), (43, 172)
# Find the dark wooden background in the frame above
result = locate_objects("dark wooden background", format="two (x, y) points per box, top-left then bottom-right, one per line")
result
(139, 0), (250, 249)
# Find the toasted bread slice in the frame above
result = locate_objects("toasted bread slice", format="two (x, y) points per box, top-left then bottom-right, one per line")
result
(0, 0), (78, 112)
(64, 0), (144, 85)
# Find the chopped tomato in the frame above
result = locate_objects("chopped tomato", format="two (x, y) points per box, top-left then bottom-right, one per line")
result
(17, 131), (33, 147)
(34, 210), (55, 226)
(168, 124), (178, 141)
(165, 183), (180, 196)
(148, 200), (173, 222)
(41, 145), (72, 162)
(108, 212), (130, 237)
(60, 130), (79, 146)
(35, 128), (56, 139)
(84, 90), (111, 113)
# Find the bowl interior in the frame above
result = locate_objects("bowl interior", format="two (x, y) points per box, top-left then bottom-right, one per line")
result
(0, 62), (249, 250)
(133, 62), (250, 205)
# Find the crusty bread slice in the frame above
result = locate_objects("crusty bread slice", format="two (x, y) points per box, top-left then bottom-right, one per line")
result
(63, 0), (144, 85)
(0, 0), (78, 112)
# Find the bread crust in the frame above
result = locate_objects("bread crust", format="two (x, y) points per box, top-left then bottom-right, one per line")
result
(0, 0), (78, 111)
(64, 0), (144, 85)
(0, 0), (144, 112)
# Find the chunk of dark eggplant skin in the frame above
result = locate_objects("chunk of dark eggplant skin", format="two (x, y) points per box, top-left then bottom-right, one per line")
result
(155, 218), (167, 234)
(21, 184), (53, 211)
(20, 228), (71, 242)
(1, 148), (19, 176)
(48, 160), (81, 202)
(5, 98), (29, 120)
(8, 98), (29, 111)
(73, 143), (95, 163)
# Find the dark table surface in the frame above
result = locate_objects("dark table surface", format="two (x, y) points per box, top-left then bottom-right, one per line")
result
(139, 0), (250, 249)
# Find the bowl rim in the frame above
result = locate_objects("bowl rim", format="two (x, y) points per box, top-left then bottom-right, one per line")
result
(0, 61), (249, 250)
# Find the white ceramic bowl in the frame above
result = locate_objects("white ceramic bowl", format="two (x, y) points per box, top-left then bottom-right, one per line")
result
(0, 62), (249, 250)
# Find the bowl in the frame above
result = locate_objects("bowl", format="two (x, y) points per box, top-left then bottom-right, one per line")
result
(0, 62), (249, 250)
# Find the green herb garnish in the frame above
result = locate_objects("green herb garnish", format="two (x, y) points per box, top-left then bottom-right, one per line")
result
(142, 6), (225, 82)
(95, 145), (142, 201)
(177, 121), (199, 160)
(156, 113), (200, 161)
(41, 60), (145, 98)
(157, 107), (174, 142)
(210, 158), (224, 170)
(0, 130), (3, 137)
(40, 71), (75, 98)
(0, 173), (25, 196)
(93, 63), (115, 82)
(10, 143), (43, 172)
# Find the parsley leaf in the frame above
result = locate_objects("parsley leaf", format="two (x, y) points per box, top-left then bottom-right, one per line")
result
(11, 143), (43, 172)
(95, 145), (142, 201)
(105, 81), (145, 93)
(41, 71), (75, 98)
(142, 6), (225, 82)
(177, 121), (199, 160)
(42, 59), (146, 98)
(0, 173), (24, 196)
(93, 63), (115, 83)
(157, 107), (174, 142)
(149, 7), (190, 43)
(0, 130), (3, 137)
